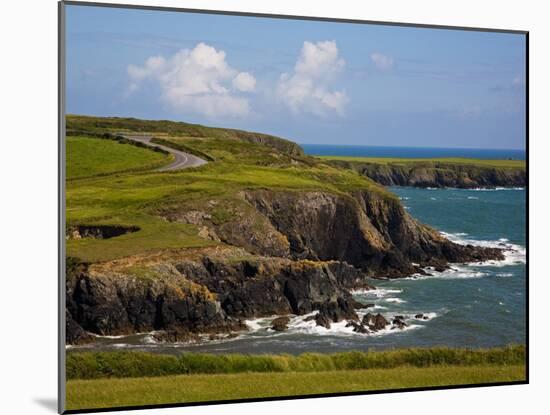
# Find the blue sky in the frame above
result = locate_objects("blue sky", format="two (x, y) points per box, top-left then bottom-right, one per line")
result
(66, 5), (526, 149)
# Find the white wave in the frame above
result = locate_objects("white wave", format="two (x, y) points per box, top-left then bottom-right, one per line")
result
(385, 297), (407, 304)
(404, 265), (489, 280)
(89, 333), (133, 339)
(353, 287), (403, 297)
(244, 316), (277, 331)
(496, 272), (514, 278)
(421, 312), (438, 320)
(367, 323), (422, 337)
(111, 343), (132, 349)
(467, 196), (479, 200)
(470, 187), (524, 191)
(142, 334), (159, 344)
(441, 232), (526, 267)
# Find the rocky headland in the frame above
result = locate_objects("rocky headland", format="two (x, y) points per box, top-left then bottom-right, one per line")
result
(67, 187), (502, 344)
(328, 159), (526, 189)
(65, 115), (505, 344)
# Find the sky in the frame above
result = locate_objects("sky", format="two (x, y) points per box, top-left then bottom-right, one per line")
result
(65, 5), (526, 149)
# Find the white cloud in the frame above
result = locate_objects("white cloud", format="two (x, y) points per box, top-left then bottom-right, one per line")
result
(277, 41), (348, 116)
(127, 43), (256, 118)
(232, 72), (256, 92)
(370, 52), (394, 70)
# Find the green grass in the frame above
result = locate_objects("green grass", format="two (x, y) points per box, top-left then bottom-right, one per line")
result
(66, 365), (526, 410)
(67, 345), (526, 379)
(66, 114), (303, 156)
(67, 136), (173, 179)
(318, 155), (525, 169)
(65, 117), (394, 262)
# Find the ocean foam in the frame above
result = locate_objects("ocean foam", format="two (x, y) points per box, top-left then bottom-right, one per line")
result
(353, 287), (403, 297)
(470, 187), (524, 191)
(385, 297), (406, 304)
(441, 231), (526, 267)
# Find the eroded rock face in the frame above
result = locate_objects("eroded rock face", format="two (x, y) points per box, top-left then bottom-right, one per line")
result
(362, 313), (390, 331)
(244, 189), (503, 277)
(65, 248), (374, 343)
(66, 187), (504, 344)
(329, 160), (526, 189)
(66, 225), (140, 240)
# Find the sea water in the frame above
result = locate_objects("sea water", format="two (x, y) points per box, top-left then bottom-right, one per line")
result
(75, 187), (526, 354)
(301, 144), (526, 160)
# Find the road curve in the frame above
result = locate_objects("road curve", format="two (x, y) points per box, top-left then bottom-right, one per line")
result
(123, 135), (207, 171)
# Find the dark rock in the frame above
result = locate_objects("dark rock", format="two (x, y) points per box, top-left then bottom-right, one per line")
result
(245, 189), (504, 278)
(313, 298), (360, 330)
(415, 313), (424, 319)
(66, 310), (93, 345)
(362, 313), (389, 331)
(346, 321), (369, 334)
(271, 316), (290, 332)
(392, 316), (407, 330)
(315, 313), (332, 329)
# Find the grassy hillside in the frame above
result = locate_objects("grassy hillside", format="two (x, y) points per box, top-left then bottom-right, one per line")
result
(67, 136), (173, 179)
(66, 116), (389, 262)
(66, 365), (525, 410)
(67, 114), (304, 156)
(318, 156), (526, 170)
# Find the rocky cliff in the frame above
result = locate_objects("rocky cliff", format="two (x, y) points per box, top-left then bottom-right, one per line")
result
(329, 160), (526, 189)
(66, 247), (371, 343)
(67, 188), (502, 343)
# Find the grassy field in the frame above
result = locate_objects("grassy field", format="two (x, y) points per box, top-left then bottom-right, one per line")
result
(317, 155), (526, 169)
(67, 346), (526, 379)
(65, 116), (389, 262)
(67, 136), (173, 179)
(66, 365), (525, 410)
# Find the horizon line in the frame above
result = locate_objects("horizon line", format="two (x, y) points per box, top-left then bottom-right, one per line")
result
(298, 143), (526, 151)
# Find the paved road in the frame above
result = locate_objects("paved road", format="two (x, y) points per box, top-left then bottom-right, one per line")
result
(123, 135), (207, 171)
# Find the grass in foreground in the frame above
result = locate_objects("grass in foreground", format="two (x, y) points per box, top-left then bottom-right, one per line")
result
(66, 365), (525, 410)
(66, 345), (526, 379)
(317, 155), (525, 169)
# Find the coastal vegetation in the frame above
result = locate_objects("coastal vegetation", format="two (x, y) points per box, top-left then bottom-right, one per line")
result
(67, 345), (525, 379)
(65, 346), (525, 410)
(320, 156), (526, 188)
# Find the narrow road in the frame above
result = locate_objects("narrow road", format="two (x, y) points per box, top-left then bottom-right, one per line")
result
(122, 135), (207, 171)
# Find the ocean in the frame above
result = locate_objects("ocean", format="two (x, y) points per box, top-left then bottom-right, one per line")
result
(301, 144), (526, 160)
(74, 186), (526, 354)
